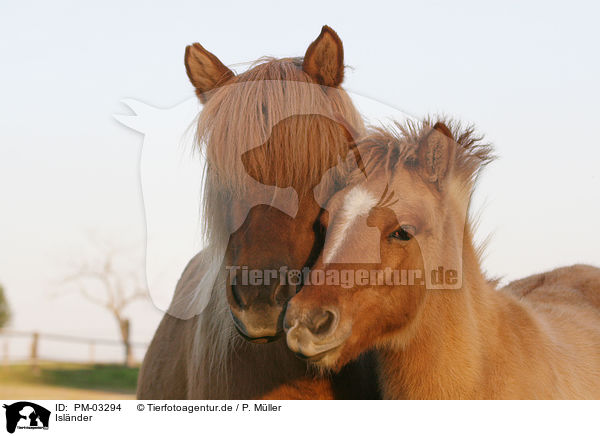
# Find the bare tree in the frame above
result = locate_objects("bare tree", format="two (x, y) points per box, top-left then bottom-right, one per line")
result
(58, 236), (147, 367)
(0, 283), (10, 330)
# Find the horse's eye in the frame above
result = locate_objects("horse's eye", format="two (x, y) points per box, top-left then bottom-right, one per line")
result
(389, 225), (415, 241)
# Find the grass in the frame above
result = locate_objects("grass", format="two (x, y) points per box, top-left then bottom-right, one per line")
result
(0, 361), (139, 394)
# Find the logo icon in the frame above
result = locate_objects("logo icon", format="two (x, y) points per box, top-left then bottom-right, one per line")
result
(3, 402), (50, 434)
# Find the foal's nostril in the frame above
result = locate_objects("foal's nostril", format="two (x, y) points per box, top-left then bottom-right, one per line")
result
(308, 309), (337, 337)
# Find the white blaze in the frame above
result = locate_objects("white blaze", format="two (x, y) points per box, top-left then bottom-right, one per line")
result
(324, 186), (378, 264)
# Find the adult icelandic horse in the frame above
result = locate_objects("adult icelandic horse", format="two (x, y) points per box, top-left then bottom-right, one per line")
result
(281, 119), (600, 399)
(137, 26), (379, 399)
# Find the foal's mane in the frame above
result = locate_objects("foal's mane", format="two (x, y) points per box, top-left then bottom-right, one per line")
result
(347, 117), (495, 190)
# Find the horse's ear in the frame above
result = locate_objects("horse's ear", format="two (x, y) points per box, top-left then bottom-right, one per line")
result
(417, 122), (455, 190)
(303, 25), (345, 88)
(184, 43), (235, 103)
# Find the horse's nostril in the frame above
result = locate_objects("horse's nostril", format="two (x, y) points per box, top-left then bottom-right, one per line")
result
(309, 309), (337, 337)
(230, 283), (246, 308)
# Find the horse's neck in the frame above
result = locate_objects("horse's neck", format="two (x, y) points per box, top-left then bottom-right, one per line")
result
(377, 237), (544, 399)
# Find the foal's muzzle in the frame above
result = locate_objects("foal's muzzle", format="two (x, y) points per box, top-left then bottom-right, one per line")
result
(284, 304), (346, 362)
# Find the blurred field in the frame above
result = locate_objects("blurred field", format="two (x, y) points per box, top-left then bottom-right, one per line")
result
(0, 362), (138, 399)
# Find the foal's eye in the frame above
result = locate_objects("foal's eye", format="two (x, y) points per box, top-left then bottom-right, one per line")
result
(389, 225), (416, 241)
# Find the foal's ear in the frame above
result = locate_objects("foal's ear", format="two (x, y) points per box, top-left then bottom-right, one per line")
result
(303, 25), (345, 88)
(184, 43), (235, 103)
(417, 122), (455, 189)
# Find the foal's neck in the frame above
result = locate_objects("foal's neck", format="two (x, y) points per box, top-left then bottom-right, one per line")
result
(377, 232), (537, 399)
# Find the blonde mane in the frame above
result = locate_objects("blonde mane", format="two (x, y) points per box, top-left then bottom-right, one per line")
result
(197, 57), (364, 196)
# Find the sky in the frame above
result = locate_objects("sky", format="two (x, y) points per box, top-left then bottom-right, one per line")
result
(0, 0), (599, 361)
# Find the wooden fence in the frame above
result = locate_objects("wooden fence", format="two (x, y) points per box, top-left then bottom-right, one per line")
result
(0, 330), (148, 367)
